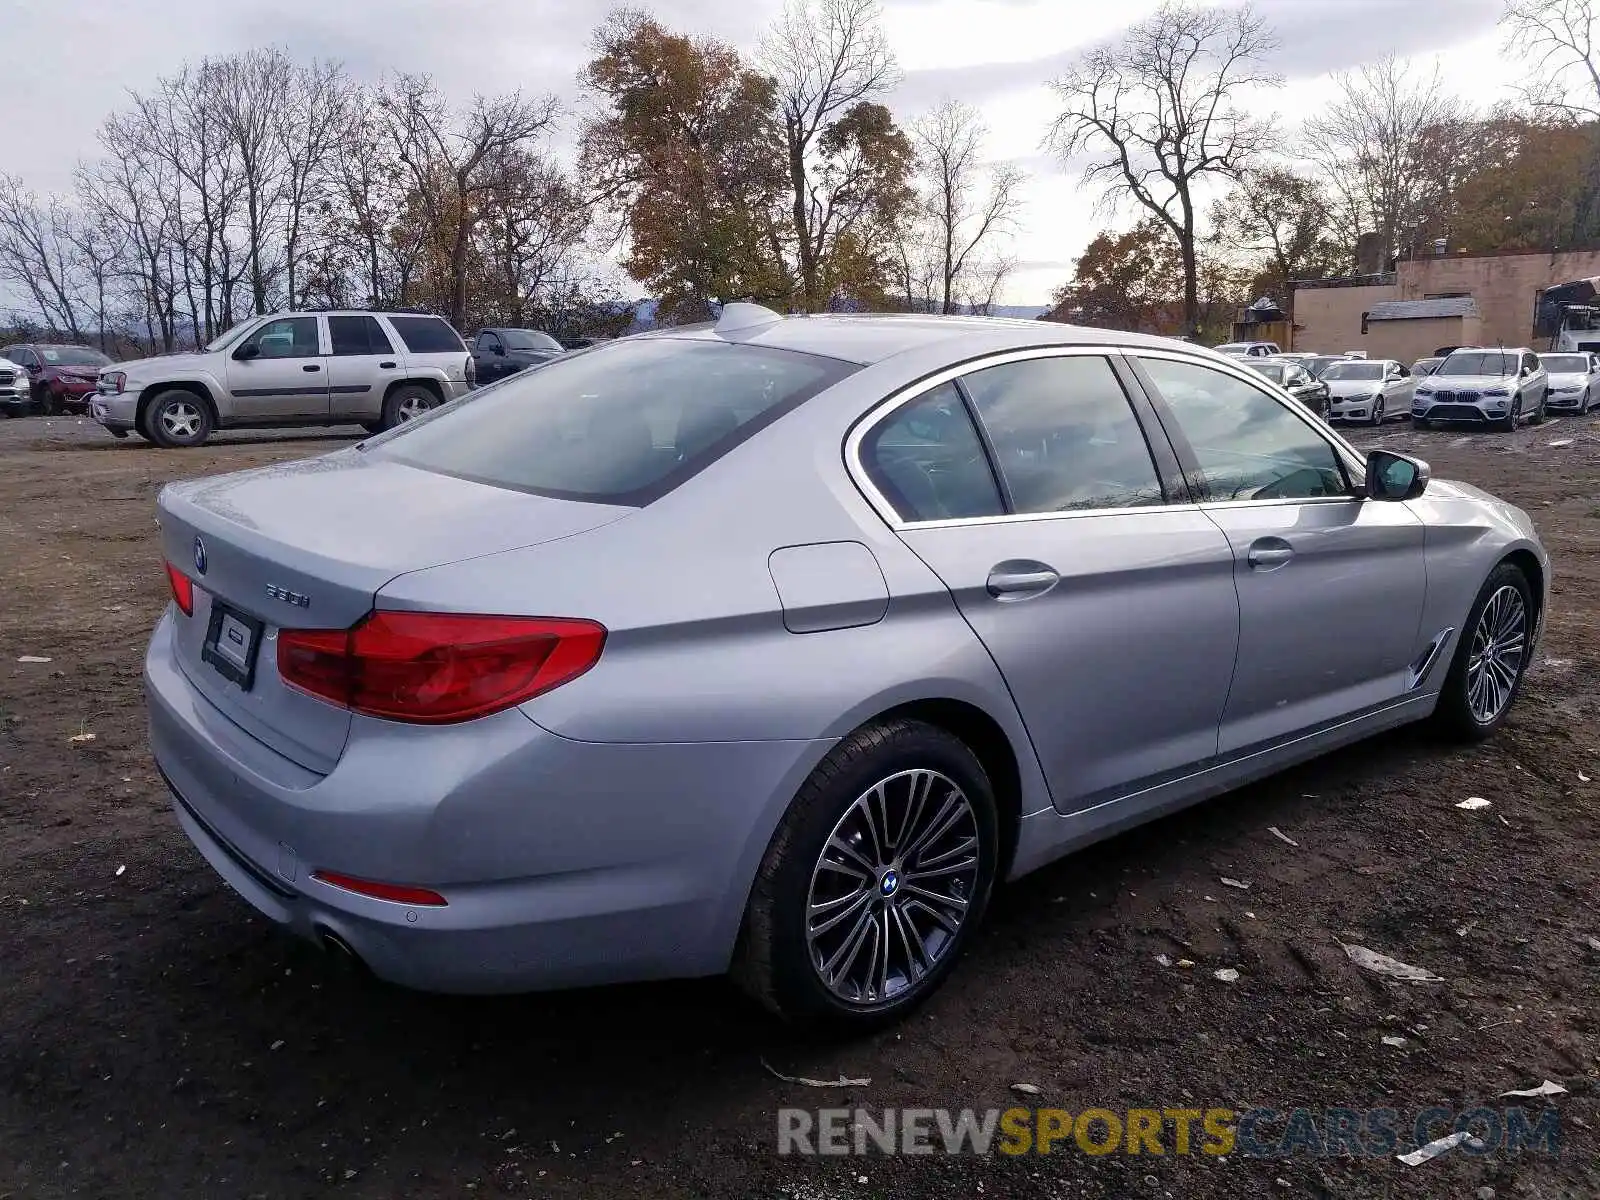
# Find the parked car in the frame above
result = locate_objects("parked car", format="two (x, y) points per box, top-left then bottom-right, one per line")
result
(146, 304), (1548, 1028)
(0, 343), (113, 414)
(1411, 348), (1549, 430)
(1536, 351), (1600, 414)
(0, 355), (31, 415)
(1213, 340), (1280, 357)
(1412, 357), (1444, 377)
(1243, 358), (1331, 418)
(470, 328), (566, 385)
(1322, 358), (1416, 425)
(90, 310), (472, 447)
(561, 336), (614, 351)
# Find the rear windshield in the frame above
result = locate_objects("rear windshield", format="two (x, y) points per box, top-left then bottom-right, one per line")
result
(370, 337), (857, 505)
(388, 316), (465, 354)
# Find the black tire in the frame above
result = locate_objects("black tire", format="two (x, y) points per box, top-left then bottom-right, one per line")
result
(1496, 393), (1520, 431)
(146, 389), (214, 448)
(1530, 393), (1547, 425)
(1415, 417), (1432, 430)
(732, 718), (1000, 1029)
(35, 386), (57, 417)
(1369, 396), (1385, 427)
(361, 420), (384, 434)
(381, 384), (439, 429)
(1431, 562), (1535, 742)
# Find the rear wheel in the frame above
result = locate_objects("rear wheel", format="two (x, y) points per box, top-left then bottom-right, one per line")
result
(1530, 392), (1547, 425)
(147, 389), (214, 448)
(733, 719), (999, 1029)
(1432, 563), (1534, 742)
(381, 384), (439, 429)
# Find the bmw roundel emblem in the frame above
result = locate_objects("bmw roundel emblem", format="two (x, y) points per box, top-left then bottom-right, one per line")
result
(193, 536), (208, 576)
(879, 869), (899, 898)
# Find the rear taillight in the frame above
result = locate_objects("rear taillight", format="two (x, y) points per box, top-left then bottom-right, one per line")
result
(277, 611), (606, 724)
(165, 561), (194, 616)
(464, 353), (476, 386)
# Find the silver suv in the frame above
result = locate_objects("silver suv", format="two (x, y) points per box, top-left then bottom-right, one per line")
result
(90, 310), (474, 447)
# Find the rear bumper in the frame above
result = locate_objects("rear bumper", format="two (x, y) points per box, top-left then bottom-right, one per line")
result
(145, 610), (829, 994)
(442, 380), (471, 401)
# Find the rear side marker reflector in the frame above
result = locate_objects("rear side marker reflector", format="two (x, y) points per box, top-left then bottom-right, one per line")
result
(311, 869), (448, 907)
(277, 610), (606, 724)
(165, 561), (194, 616)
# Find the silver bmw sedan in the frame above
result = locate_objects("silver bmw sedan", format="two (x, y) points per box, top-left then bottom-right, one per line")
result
(147, 305), (1548, 1029)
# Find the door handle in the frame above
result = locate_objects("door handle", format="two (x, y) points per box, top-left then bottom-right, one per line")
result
(986, 562), (1060, 600)
(1247, 540), (1294, 570)
(379, 361), (396, 369)
(302, 364), (321, 373)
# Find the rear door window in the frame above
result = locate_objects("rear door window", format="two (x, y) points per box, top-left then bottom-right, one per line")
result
(371, 337), (856, 505)
(389, 316), (465, 354)
(329, 315), (394, 357)
(961, 355), (1167, 513)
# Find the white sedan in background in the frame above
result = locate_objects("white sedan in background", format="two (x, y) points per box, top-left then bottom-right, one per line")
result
(1537, 352), (1600, 415)
(1322, 358), (1416, 425)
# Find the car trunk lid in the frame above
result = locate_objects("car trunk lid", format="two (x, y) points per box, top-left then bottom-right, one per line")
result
(156, 449), (630, 772)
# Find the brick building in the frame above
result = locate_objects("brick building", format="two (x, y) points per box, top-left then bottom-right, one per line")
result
(1289, 247), (1600, 360)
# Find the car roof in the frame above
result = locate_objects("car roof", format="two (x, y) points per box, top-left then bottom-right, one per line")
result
(638, 312), (1192, 367)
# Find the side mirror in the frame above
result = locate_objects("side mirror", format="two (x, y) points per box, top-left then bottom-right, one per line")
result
(492, 344), (506, 356)
(234, 342), (260, 361)
(1365, 450), (1429, 502)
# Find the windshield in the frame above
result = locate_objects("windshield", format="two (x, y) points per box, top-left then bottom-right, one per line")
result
(1245, 362), (1287, 384)
(1438, 351), (1515, 376)
(39, 346), (111, 366)
(370, 337), (856, 505)
(1321, 362), (1383, 381)
(1540, 354), (1588, 373)
(204, 321), (257, 353)
(500, 330), (563, 352)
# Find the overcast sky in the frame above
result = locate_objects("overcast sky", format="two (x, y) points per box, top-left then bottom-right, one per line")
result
(6, 0), (1524, 307)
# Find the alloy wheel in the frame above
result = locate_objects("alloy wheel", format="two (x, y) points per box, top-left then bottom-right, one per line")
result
(396, 394), (434, 422)
(159, 400), (203, 441)
(805, 769), (980, 1007)
(1466, 584), (1527, 725)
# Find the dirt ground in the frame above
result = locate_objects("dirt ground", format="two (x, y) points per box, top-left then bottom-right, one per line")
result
(2, 411), (1598, 1200)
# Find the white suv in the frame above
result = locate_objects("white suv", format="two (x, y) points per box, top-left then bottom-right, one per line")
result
(1411, 347), (1549, 430)
(91, 310), (474, 447)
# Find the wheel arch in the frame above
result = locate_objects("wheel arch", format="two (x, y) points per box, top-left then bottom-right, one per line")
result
(384, 376), (444, 404)
(1501, 547), (1546, 628)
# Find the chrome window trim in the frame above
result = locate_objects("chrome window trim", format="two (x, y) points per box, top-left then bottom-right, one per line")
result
(844, 343), (1368, 531)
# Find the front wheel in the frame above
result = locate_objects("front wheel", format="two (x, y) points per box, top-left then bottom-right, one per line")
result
(1369, 396), (1385, 427)
(1496, 394), (1520, 431)
(35, 387), (57, 417)
(147, 389), (214, 447)
(1432, 563), (1534, 741)
(733, 719), (999, 1029)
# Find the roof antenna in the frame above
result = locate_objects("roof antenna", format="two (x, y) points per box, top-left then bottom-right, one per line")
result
(715, 302), (784, 336)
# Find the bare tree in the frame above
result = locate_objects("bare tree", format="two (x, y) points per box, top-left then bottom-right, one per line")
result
(1504, 0), (1600, 117)
(762, 0), (901, 310)
(278, 59), (353, 307)
(1301, 56), (1466, 265)
(1048, 0), (1280, 337)
(911, 99), (1025, 313)
(0, 176), (88, 338)
(209, 49), (296, 313)
(379, 74), (561, 327)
